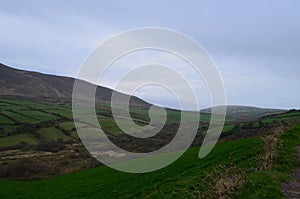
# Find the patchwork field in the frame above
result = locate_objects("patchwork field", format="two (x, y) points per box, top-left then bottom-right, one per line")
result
(0, 97), (299, 151)
(0, 97), (300, 198)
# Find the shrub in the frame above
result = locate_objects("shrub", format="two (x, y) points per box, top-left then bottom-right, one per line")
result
(0, 159), (47, 179)
(35, 140), (65, 152)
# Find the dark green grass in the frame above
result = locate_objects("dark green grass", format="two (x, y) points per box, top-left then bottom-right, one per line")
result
(0, 99), (53, 109)
(0, 133), (39, 147)
(262, 111), (300, 124)
(239, 124), (300, 198)
(0, 124), (298, 198)
(19, 110), (59, 121)
(38, 127), (72, 141)
(222, 124), (235, 132)
(0, 137), (260, 198)
(59, 121), (76, 132)
(44, 108), (73, 119)
(0, 115), (14, 124)
(0, 102), (10, 106)
(0, 98), (298, 198)
(0, 125), (20, 134)
(1, 110), (38, 123)
(0, 99), (73, 119)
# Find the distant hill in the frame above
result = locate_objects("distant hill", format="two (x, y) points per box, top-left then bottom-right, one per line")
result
(0, 63), (150, 107)
(0, 63), (288, 118)
(201, 105), (286, 120)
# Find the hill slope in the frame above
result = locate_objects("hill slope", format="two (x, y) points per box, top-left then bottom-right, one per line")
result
(0, 63), (150, 107)
(202, 105), (285, 121)
(1, 124), (300, 198)
(0, 137), (261, 198)
(0, 63), (287, 118)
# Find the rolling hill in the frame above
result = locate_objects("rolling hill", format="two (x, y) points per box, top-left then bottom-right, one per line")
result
(0, 63), (150, 107)
(0, 63), (286, 119)
(201, 105), (286, 121)
(0, 63), (300, 198)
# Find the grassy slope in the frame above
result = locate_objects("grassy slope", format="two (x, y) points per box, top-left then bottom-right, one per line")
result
(240, 124), (300, 198)
(0, 115), (14, 124)
(0, 98), (237, 148)
(1, 124), (299, 198)
(1, 98), (300, 198)
(0, 137), (261, 198)
(0, 133), (39, 147)
(38, 127), (72, 141)
(263, 112), (300, 123)
(202, 106), (285, 120)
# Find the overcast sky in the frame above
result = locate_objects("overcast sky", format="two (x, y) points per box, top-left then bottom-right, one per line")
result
(1, 0), (299, 109)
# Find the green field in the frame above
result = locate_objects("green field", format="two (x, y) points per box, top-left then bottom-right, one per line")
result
(19, 110), (59, 121)
(239, 124), (300, 198)
(0, 98), (298, 152)
(1, 110), (38, 123)
(0, 115), (14, 124)
(263, 111), (300, 124)
(59, 121), (75, 132)
(38, 127), (72, 141)
(0, 124), (299, 198)
(44, 108), (73, 119)
(0, 137), (260, 198)
(0, 98), (300, 198)
(0, 133), (39, 148)
(0, 125), (20, 135)
(221, 124), (235, 132)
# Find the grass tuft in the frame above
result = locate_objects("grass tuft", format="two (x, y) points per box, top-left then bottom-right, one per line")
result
(195, 161), (248, 199)
(258, 126), (284, 171)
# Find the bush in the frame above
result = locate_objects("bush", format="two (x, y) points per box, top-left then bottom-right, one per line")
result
(35, 140), (65, 152)
(0, 159), (48, 179)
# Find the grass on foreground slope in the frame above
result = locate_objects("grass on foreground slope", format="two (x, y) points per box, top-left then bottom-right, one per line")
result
(239, 124), (300, 198)
(0, 124), (299, 198)
(0, 136), (261, 198)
